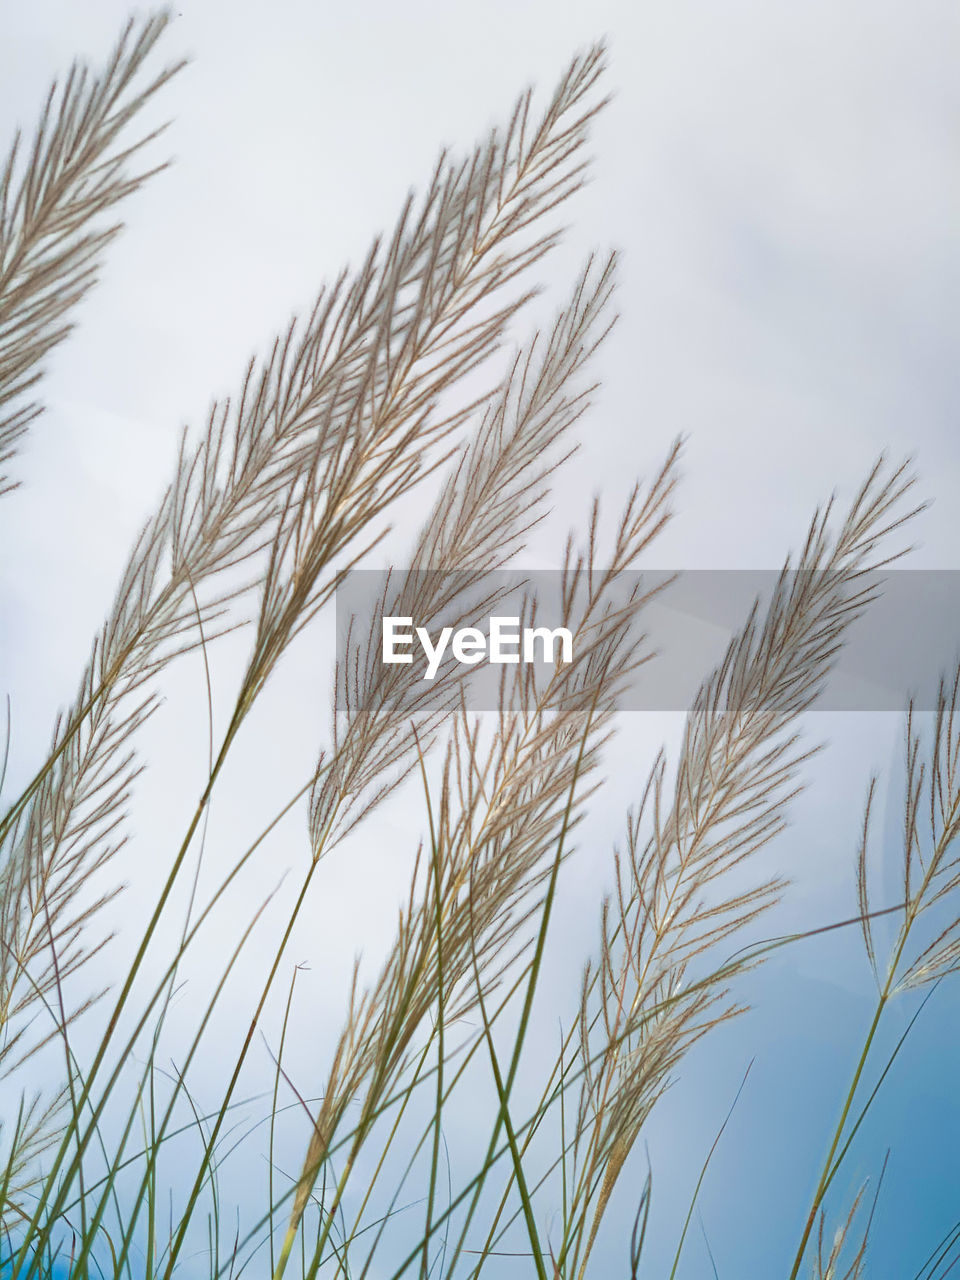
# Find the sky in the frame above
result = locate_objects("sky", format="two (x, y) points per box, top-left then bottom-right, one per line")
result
(1, 1), (959, 1276)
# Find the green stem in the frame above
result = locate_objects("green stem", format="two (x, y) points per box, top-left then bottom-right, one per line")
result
(788, 995), (887, 1280)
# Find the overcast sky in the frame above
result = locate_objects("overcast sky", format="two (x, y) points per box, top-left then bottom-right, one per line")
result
(2, 2), (959, 1275)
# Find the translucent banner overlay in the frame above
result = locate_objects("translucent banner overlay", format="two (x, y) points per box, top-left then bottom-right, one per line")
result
(334, 570), (960, 712)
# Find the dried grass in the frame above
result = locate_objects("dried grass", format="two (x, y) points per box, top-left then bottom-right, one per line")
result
(0, 11), (955, 1280)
